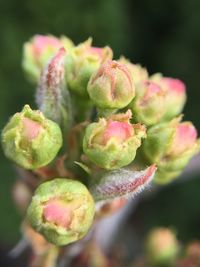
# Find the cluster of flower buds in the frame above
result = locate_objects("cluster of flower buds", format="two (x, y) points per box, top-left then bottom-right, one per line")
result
(1, 34), (199, 249)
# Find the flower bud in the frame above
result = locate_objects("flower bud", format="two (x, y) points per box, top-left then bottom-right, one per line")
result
(27, 178), (95, 246)
(119, 57), (148, 86)
(83, 110), (146, 170)
(1, 105), (62, 169)
(146, 228), (179, 265)
(150, 73), (186, 120)
(87, 60), (135, 109)
(65, 38), (113, 96)
(22, 34), (74, 83)
(129, 81), (166, 126)
(143, 117), (200, 183)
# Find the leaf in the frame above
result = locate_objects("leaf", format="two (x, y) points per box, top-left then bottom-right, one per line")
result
(91, 165), (157, 202)
(36, 47), (72, 132)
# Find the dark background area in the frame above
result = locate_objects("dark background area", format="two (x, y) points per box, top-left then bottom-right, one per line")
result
(0, 0), (200, 264)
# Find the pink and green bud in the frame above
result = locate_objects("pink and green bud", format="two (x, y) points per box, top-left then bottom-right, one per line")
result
(146, 228), (179, 265)
(83, 110), (146, 170)
(22, 34), (74, 83)
(27, 178), (95, 246)
(87, 60), (135, 109)
(1, 105), (62, 170)
(129, 81), (166, 126)
(150, 73), (186, 120)
(143, 117), (200, 183)
(119, 57), (148, 86)
(65, 38), (113, 96)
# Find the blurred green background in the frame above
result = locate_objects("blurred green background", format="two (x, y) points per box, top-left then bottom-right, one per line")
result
(0, 0), (200, 246)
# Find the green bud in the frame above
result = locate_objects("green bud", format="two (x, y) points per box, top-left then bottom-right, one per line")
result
(119, 57), (148, 86)
(146, 228), (179, 265)
(22, 34), (74, 83)
(150, 73), (186, 120)
(87, 60), (135, 109)
(65, 38), (113, 96)
(27, 178), (95, 246)
(129, 81), (166, 126)
(83, 110), (146, 170)
(1, 105), (62, 169)
(142, 117), (200, 183)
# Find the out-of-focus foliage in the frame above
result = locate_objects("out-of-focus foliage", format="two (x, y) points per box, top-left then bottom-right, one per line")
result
(0, 0), (200, 244)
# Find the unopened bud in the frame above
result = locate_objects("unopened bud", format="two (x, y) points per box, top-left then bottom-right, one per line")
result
(83, 110), (146, 170)
(150, 73), (186, 120)
(143, 117), (200, 183)
(27, 178), (95, 246)
(88, 60), (135, 109)
(65, 38), (113, 96)
(1, 105), (62, 169)
(146, 227), (179, 265)
(22, 34), (74, 83)
(129, 81), (166, 126)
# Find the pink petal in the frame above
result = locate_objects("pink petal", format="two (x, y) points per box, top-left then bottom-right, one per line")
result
(104, 121), (133, 143)
(43, 199), (72, 228)
(162, 77), (186, 94)
(33, 35), (62, 56)
(22, 118), (42, 140)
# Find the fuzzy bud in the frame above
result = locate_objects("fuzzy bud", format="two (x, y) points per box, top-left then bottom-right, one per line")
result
(83, 110), (146, 170)
(92, 165), (156, 202)
(150, 73), (186, 120)
(65, 38), (113, 96)
(143, 117), (200, 183)
(129, 81), (166, 126)
(27, 178), (95, 246)
(36, 47), (72, 132)
(1, 105), (62, 169)
(22, 34), (74, 83)
(87, 60), (135, 109)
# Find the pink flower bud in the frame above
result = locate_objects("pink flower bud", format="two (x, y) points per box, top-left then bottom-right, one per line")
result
(1, 105), (63, 169)
(161, 77), (186, 94)
(27, 179), (95, 246)
(32, 35), (62, 58)
(87, 60), (135, 109)
(22, 34), (74, 83)
(83, 110), (146, 170)
(150, 74), (186, 120)
(65, 38), (113, 96)
(129, 81), (166, 126)
(169, 122), (197, 155)
(143, 117), (200, 184)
